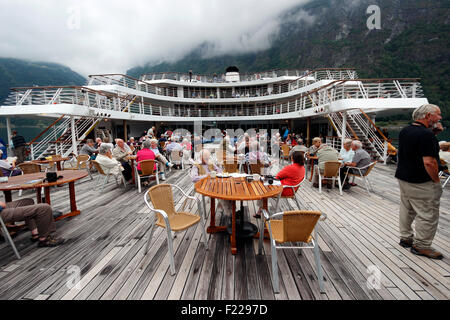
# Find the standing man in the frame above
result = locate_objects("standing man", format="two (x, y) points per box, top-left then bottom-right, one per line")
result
(395, 104), (443, 259)
(11, 131), (27, 164)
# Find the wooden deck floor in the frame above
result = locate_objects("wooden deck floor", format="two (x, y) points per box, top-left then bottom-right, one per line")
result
(0, 163), (449, 300)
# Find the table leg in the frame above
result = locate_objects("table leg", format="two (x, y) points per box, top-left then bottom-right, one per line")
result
(36, 187), (42, 203)
(130, 159), (135, 185)
(206, 197), (227, 234)
(44, 187), (51, 205)
(3, 190), (12, 203)
(55, 181), (81, 221)
(231, 201), (237, 255)
(57, 162), (62, 171)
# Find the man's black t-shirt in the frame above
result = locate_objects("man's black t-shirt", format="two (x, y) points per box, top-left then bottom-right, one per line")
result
(395, 123), (440, 183)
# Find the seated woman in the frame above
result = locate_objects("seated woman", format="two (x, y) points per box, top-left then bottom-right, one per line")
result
(254, 151), (305, 218)
(190, 149), (221, 183)
(245, 141), (271, 174)
(136, 140), (158, 182)
(0, 150), (21, 177)
(95, 144), (126, 181)
(191, 149), (233, 215)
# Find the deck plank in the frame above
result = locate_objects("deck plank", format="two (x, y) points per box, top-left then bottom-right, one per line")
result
(0, 163), (448, 300)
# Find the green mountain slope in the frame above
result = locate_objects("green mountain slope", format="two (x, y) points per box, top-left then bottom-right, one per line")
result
(0, 58), (86, 141)
(0, 58), (86, 104)
(128, 0), (449, 120)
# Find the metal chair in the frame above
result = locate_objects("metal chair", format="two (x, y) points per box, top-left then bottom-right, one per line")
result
(65, 154), (93, 180)
(91, 160), (126, 192)
(274, 175), (306, 212)
(170, 150), (184, 170)
(343, 161), (377, 195)
(144, 184), (208, 275)
(248, 161), (265, 175)
(0, 215), (21, 260)
(280, 144), (291, 165)
(135, 160), (159, 193)
(315, 161), (343, 195)
(439, 159), (449, 188)
(259, 209), (327, 293)
(17, 162), (42, 174)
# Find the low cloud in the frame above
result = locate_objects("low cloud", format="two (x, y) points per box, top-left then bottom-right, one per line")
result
(0, 0), (312, 76)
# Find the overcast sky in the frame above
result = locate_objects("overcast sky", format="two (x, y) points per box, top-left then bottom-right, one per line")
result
(0, 0), (311, 76)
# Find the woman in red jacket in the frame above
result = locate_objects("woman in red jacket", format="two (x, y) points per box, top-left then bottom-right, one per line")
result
(254, 151), (305, 218)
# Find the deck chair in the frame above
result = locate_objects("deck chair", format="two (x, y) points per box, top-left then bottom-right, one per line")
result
(223, 159), (240, 173)
(65, 155), (93, 180)
(281, 144), (290, 165)
(91, 160), (126, 192)
(439, 159), (449, 188)
(0, 215), (21, 260)
(343, 161), (377, 195)
(248, 161), (265, 175)
(17, 162), (42, 174)
(274, 175), (306, 212)
(316, 161), (343, 195)
(258, 209), (327, 293)
(170, 150), (184, 170)
(135, 160), (159, 193)
(144, 184), (208, 275)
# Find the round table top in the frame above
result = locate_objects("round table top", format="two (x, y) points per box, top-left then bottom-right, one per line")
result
(0, 170), (88, 191)
(195, 176), (283, 201)
(32, 157), (69, 164)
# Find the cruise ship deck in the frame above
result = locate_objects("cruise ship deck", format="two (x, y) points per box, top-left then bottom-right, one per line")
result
(0, 163), (448, 300)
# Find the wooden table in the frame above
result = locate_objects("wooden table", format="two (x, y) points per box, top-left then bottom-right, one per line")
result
(195, 176), (283, 255)
(0, 170), (88, 221)
(32, 157), (69, 171)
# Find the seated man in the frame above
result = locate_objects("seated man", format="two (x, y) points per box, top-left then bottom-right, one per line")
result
(94, 137), (103, 149)
(112, 139), (133, 182)
(339, 139), (355, 164)
(149, 139), (173, 181)
(95, 144), (126, 181)
(289, 138), (308, 157)
(0, 199), (64, 247)
(308, 137), (322, 157)
(312, 144), (340, 188)
(80, 139), (99, 160)
(0, 150), (21, 177)
(340, 140), (372, 190)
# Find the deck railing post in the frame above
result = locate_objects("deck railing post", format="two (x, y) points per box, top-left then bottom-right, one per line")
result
(383, 140), (388, 165)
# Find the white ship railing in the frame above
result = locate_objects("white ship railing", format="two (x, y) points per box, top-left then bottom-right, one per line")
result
(3, 78), (424, 120)
(87, 68), (358, 99)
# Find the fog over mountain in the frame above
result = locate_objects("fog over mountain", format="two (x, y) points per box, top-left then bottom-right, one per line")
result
(0, 0), (311, 76)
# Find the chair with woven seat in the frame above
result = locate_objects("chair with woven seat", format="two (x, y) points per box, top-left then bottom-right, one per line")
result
(281, 144), (290, 165)
(17, 162), (42, 174)
(343, 161), (377, 195)
(91, 160), (126, 192)
(273, 175), (305, 212)
(258, 209), (327, 293)
(439, 159), (449, 188)
(144, 184), (208, 275)
(315, 161), (343, 195)
(135, 159), (159, 193)
(65, 154), (93, 180)
(170, 150), (184, 170)
(223, 159), (240, 173)
(248, 161), (265, 176)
